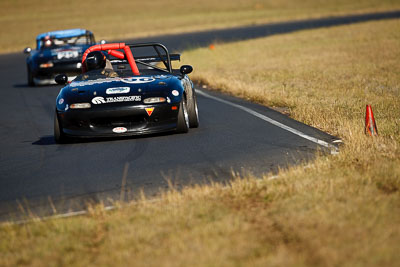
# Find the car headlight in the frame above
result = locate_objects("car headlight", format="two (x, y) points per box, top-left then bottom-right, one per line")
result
(143, 97), (166, 104)
(70, 103), (91, 109)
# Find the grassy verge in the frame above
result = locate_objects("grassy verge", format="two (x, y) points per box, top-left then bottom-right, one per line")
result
(182, 19), (400, 141)
(1, 18), (399, 266)
(1, 0), (400, 53)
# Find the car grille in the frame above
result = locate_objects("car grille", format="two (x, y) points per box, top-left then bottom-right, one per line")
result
(90, 115), (147, 128)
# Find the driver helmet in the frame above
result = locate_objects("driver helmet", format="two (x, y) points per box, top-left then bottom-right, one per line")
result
(44, 36), (52, 47)
(85, 51), (106, 72)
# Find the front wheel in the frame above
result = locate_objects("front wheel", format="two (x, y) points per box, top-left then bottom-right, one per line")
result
(27, 66), (35, 86)
(187, 88), (199, 128)
(54, 111), (67, 143)
(176, 97), (189, 133)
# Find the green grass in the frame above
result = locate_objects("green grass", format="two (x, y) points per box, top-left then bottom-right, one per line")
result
(1, 0), (399, 53)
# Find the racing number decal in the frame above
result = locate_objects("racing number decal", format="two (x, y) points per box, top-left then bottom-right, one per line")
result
(57, 50), (79, 59)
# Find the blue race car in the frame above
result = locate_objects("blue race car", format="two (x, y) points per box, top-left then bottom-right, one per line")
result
(24, 29), (99, 86)
(53, 42), (199, 143)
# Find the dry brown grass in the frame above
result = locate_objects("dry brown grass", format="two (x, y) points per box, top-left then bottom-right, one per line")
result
(183, 19), (400, 142)
(1, 0), (399, 53)
(1, 151), (399, 266)
(1, 4), (400, 267)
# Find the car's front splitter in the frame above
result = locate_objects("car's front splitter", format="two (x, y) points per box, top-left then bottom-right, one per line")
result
(62, 121), (177, 138)
(57, 103), (180, 138)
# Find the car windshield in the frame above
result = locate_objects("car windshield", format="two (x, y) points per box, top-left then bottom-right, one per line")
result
(73, 65), (168, 82)
(73, 43), (179, 81)
(111, 45), (174, 74)
(40, 35), (94, 49)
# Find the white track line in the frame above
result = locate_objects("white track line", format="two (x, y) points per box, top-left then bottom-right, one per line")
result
(197, 89), (339, 153)
(5, 90), (339, 225)
(7, 206), (116, 225)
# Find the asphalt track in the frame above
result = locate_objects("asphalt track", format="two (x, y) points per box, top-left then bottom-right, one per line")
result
(0, 11), (399, 222)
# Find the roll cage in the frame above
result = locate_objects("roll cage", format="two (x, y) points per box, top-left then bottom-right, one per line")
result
(82, 42), (179, 76)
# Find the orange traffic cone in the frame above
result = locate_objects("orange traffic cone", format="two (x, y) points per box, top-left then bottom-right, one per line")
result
(365, 105), (378, 136)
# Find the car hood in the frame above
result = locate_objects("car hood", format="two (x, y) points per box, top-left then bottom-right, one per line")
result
(57, 75), (184, 109)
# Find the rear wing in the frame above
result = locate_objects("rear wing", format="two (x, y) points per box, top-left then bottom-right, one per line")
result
(81, 42), (176, 75)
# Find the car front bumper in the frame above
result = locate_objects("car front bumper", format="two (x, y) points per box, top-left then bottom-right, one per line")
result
(34, 61), (82, 80)
(57, 103), (180, 138)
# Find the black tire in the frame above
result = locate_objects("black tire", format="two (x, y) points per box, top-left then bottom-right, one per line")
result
(187, 88), (199, 128)
(54, 111), (67, 143)
(176, 97), (189, 133)
(27, 66), (35, 86)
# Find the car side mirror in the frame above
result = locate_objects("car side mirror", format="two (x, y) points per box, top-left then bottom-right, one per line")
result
(180, 65), (193, 75)
(24, 47), (32, 54)
(55, 74), (68, 85)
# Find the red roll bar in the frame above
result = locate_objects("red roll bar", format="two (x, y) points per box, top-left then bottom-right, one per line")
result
(81, 43), (140, 75)
(107, 50), (125, 59)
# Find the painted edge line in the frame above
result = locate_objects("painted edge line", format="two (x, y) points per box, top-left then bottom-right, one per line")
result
(4, 90), (339, 225)
(7, 206), (116, 225)
(196, 89), (339, 153)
